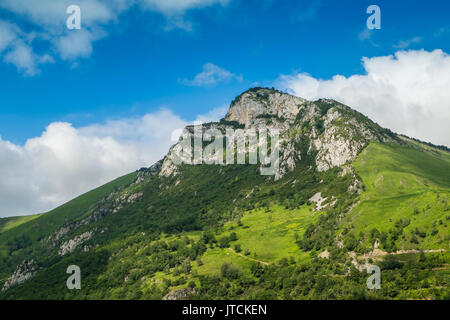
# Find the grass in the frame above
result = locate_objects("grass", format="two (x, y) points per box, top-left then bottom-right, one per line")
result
(355, 142), (450, 197)
(345, 142), (450, 250)
(0, 214), (41, 234)
(219, 204), (318, 263)
(0, 171), (138, 280)
(0, 171), (137, 242)
(133, 204), (320, 288)
(2, 138), (449, 300)
(195, 248), (255, 277)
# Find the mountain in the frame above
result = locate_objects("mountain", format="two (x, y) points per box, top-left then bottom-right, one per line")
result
(1, 88), (449, 300)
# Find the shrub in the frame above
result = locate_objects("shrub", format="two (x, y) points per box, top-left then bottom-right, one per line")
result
(220, 263), (242, 280)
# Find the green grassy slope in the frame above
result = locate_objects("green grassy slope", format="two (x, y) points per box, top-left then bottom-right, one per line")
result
(0, 172), (137, 282)
(1, 140), (449, 300)
(0, 214), (41, 234)
(0, 152), (357, 299)
(345, 142), (450, 252)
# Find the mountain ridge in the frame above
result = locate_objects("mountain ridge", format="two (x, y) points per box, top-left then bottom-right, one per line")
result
(0, 87), (449, 300)
(160, 87), (399, 180)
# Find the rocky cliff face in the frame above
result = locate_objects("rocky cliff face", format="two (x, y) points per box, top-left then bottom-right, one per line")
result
(160, 88), (397, 180)
(1, 260), (37, 293)
(226, 88), (307, 128)
(58, 230), (94, 256)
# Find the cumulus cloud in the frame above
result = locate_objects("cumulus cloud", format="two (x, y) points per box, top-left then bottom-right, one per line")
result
(180, 63), (243, 86)
(0, 0), (118, 72)
(278, 49), (450, 147)
(0, 107), (226, 217)
(0, 0), (230, 74)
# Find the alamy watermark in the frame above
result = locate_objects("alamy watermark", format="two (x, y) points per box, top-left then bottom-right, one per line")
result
(366, 5), (381, 30)
(366, 264), (381, 290)
(66, 5), (81, 30)
(66, 265), (81, 290)
(170, 124), (280, 176)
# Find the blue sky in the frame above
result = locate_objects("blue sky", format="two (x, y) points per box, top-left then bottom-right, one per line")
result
(1, 0), (450, 217)
(1, 0), (449, 144)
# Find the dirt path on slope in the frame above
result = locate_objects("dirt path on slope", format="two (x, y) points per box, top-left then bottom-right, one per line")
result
(226, 248), (269, 266)
(348, 248), (447, 271)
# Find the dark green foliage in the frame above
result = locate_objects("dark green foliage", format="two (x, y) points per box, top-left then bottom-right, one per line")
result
(400, 134), (450, 153)
(230, 87), (285, 106)
(220, 263), (242, 280)
(381, 255), (403, 270)
(218, 119), (245, 129)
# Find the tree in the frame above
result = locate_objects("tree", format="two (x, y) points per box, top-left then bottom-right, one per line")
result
(381, 254), (402, 270)
(289, 256), (296, 265)
(419, 251), (426, 263)
(219, 236), (230, 248)
(221, 263), (241, 280)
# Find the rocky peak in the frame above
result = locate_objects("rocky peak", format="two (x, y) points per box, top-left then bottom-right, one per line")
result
(158, 87), (398, 179)
(225, 87), (307, 128)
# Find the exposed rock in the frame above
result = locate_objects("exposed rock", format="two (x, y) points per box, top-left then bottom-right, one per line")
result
(1, 260), (38, 293)
(48, 186), (145, 250)
(374, 239), (380, 249)
(318, 250), (330, 259)
(226, 88), (307, 128)
(135, 160), (163, 184)
(59, 231), (94, 256)
(158, 88), (398, 180)
(311, 106), (395, 172)
(115, 190), (143, 204)
(162, 287), (196, 300)
(309, 192), (328, 211)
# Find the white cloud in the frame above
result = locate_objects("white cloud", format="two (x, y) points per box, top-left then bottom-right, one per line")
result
(0, 0), (120, 28)
(0, 20), (54, 75)
(358, 29), (379, 47)
(393, 36), (422, 49)
(181, 63), (243, 86)
(140, 0), (228, 15)
(3, 42), (39, 76)
(278, 49), (450, 147)
(0, 0), (231, 74)
(194, 105), (228, 123)
(54, 28), (99, 61)
(0, 0), (118, 68)
(0, 107), (226, 217)
(0, 21), (18, 53)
